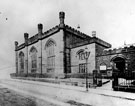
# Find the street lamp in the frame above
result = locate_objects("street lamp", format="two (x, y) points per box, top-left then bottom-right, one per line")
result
(84, 47), (90, 91)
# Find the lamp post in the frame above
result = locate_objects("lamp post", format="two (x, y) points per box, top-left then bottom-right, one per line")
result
(84, 47), (90, 91)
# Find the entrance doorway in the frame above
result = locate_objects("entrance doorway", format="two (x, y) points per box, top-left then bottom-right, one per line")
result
(111, 56), (126, 91)
(112, 57), (125, 72)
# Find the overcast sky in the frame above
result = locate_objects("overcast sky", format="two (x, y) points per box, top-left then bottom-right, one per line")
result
(0, 0), (135, 78)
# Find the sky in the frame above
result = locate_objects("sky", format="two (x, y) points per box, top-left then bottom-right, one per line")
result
(0, 0), (135, 78)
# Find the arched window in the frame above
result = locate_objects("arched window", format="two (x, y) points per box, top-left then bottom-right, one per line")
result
(45, 39), (56, 73)
(19, 51), (24, 72)
(30, 46), (37, 72)
(76, 49), (85, 60)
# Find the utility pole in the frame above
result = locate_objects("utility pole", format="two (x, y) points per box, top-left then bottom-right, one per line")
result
(85, 46), (90, 91)
(41, 38), (42, 77)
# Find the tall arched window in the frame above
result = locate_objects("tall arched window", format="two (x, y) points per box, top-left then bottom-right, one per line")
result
(45, 39), (56, 73)
(30, 46), (37, 73)
(19, 51), (24, 72)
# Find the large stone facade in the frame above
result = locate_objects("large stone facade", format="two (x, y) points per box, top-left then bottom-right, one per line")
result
(15, 12), (111, 78)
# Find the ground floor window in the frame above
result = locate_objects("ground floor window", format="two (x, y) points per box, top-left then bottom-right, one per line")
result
(47, 56), (55, 72)
(79, 63), (86, 73)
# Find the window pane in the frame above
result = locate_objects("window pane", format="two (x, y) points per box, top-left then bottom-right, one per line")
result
(79, 63), (86, 73)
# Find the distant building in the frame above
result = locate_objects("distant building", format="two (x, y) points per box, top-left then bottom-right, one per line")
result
(14, 12), (111, 78)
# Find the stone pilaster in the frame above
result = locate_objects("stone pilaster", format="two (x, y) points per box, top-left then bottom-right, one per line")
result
(15, 41), (18, 75)
(38, 23), (43, 76)
(24, 33), (29, 75)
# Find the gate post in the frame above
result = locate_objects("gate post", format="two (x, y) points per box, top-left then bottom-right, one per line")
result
(112, 71), (118, 91)
(97, 73), (102, 86)
(93, 70), (98, 85)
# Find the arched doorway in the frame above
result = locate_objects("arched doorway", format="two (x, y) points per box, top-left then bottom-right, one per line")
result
(111, 56), (126, 91)
(111, 56), (126, 72)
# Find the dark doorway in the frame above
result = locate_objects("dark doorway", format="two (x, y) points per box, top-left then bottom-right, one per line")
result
(112, 57), (125, 72)
(112, 57), (126, 91)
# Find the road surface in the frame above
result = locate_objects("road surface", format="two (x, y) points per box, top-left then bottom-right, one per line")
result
(0, 79), (135, 106)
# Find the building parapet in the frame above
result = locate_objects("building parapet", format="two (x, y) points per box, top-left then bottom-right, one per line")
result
(28, 34), (39, 45)
(17, 43), (25, 50)
(92, 37), (111, 48)
(65, 25), (91, 39)
(71, 36), (111, 49)
(15, 11), (111, 51)
(97, 43), (135, 56)
(42, 25), (59, 38)
(16, 25), (60, 51)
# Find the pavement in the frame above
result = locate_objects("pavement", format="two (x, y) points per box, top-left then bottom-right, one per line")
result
(15, 77), (110, 87)
(1, 78), (135, 106)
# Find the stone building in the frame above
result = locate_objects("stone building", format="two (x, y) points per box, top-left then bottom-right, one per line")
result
(97, 43), (135, 77)
(14, 12), (111, 78)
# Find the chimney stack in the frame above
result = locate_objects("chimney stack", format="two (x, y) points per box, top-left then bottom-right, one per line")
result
(92, 31), (96, 37)
(24, 33), (29, 46)
(38, 23), (43, 39)
(15, 41), (18, 50)
(59, 11), (65, 28)
(38, 23), (43, 34)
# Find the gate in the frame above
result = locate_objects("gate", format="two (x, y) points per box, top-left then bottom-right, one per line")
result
(112, 71), (135, 92)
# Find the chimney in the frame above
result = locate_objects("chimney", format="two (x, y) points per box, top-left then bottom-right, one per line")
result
(92, 31), (96, 37)
(38, 23), (43, 39)
(38, 23), (43, 34)
(24, 33), (29, 46)
(59, 11), (65, 28)
(14, 41), (18, 50)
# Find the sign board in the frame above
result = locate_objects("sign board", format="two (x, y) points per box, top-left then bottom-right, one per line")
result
(100, 65), (106, 70)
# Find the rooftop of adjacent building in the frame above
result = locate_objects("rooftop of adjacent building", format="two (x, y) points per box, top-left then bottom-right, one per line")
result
(96, 43), (135, 56)
(104, 43), (135, 51)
